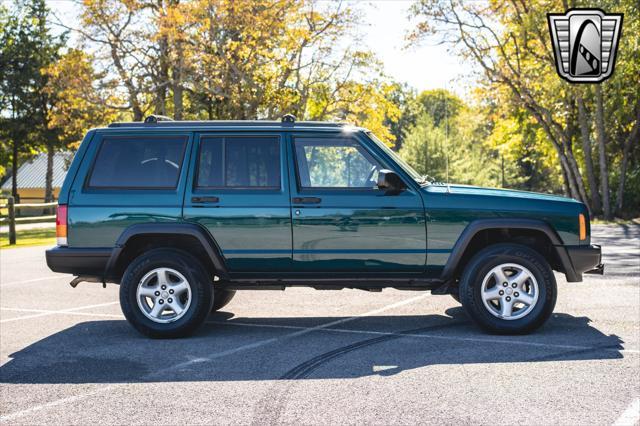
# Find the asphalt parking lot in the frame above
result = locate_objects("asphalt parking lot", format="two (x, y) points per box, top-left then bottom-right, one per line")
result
(0, 225), (638, 425)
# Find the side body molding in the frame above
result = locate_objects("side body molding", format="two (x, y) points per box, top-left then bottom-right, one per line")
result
(104, 223), (229, 282)
(439, 218), (579, 282)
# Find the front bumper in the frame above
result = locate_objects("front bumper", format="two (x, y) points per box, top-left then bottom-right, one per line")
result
(565, 244), (603, 280)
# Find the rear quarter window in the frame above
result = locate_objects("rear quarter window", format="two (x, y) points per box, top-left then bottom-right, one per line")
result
(87, 136), (187, 189)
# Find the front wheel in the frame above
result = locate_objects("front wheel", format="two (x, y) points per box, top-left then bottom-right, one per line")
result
(459, 243), (557, 334)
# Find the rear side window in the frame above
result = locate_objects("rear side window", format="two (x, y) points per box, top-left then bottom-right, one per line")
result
(197, 136), (280, 188)
(88, 136), (187, 189)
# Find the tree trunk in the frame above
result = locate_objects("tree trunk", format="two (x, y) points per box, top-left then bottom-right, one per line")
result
(522, 103), (580, 200)
(559, 163), (571, 197)
(110, 45), (143, 121)
(560, 151), (581, 201)
(11, 135), (19, 203)
(616, 111), (640, 215)
(576, 93), (601, 214)
(155, 34), (169, 116)
(595, 85), (612, 220)
(563, 134), (590, 206)
(44, 144), (54, 203)
(173, 40), (184, 120)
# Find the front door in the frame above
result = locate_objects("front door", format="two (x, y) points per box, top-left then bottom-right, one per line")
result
(288, 133), (426, 274)
(183, 132), (292, 273)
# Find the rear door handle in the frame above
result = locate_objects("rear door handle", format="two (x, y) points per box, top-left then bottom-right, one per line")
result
(292, 197), (322, 204)
(191, 196), (219, 203)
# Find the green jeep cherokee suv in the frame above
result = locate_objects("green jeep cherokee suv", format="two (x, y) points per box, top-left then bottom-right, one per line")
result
(46, 115), (603, 338)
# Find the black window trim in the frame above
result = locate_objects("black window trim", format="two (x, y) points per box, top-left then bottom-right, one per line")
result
(84, 134), (189, 191)
(194, 134), (283, 191)
(292, 134), (390, 192)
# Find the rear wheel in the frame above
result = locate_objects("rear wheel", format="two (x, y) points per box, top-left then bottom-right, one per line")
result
(120, 248), (214, 338)
(211, 288), (236, 312)
(459, 243), (556, 334)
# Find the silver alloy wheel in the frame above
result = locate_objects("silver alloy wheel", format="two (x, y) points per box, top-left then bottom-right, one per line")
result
(480, 263), (539, 320)
(136, 267), (192, 324)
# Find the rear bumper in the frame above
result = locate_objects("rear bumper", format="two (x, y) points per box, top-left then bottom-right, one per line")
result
(564, 244), (603, 281)
(46, 247), (112, 277)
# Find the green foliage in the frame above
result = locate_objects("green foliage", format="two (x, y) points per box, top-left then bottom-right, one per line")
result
(399, 93), (499, 187)
(416, 89), (462, 129)
(399, 114), (447, 179)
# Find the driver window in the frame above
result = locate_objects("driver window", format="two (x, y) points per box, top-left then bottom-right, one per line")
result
(294, 137), (383, 189)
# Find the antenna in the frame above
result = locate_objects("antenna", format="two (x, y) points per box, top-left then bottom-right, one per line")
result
(445, 83), (451, 193)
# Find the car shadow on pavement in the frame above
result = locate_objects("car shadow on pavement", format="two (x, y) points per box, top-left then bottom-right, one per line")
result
(0, 307), (626, 384)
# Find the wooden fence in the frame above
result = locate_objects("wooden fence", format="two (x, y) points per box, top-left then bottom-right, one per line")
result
(0, 196), (57, 245)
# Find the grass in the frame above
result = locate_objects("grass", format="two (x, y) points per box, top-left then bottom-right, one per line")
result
(1, 228), (56, 249)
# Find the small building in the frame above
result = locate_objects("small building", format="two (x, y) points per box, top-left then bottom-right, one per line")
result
(1, 152), (73, 202)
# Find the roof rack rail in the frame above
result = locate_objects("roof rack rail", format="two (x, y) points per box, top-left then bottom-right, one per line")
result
(144, 115), (174, 124)
(107, 119), (352, 129)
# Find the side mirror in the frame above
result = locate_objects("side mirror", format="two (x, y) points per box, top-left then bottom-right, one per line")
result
(377, 169), (406, 195)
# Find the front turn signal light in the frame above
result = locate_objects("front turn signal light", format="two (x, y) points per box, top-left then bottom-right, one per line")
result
(579, 213), (586, 241)
(56, 204), (68, 246)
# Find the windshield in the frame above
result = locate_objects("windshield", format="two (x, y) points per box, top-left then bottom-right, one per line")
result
(366, 131), (424, 183)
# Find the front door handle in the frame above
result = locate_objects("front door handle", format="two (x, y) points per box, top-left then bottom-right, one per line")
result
(192, 196), (219, 203)
(292, 197), (321, 204)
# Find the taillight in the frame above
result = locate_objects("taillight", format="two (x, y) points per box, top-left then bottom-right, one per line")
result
(56, 204), (68, 246)
(579, 213), (586, 241)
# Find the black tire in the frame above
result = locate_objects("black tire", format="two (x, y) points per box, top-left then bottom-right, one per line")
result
(211, 288), (236, 312)
(119, 248), (214, 338)
(459, 243), (557, 334)
(450, 292), (460, 303)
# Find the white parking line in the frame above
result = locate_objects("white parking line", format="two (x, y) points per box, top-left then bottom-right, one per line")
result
(0, 275), (71, 288)
(0, 307), (122, 319)
(614, 398), (640, 426)
(0, 293), (431, 422)
(0, 302), (119, 323)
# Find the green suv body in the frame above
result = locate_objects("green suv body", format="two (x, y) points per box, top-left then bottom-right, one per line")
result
(46, 116), (603, 338)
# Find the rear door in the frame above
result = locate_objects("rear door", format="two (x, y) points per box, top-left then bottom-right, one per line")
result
(183, 132), (292, 273)
(288, 132), (426, 274)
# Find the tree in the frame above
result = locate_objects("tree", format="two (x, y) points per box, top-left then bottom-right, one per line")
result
(399, 90), (497, 186)
(399, 114), (448, 179)
(0, 0), (63, 201)
(416, 89), (462, 129)
(409, 0), (639, 217)
(74, 0), (154, 120)
(41, 49), (120, 200)
(382, 83), (421, 150)
(62, 0), (400, 143)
